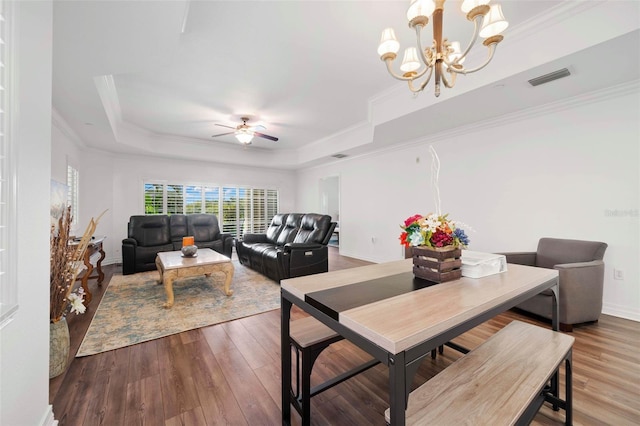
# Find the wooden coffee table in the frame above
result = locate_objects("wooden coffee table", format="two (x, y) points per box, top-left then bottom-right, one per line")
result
(155, 248), (234, 308)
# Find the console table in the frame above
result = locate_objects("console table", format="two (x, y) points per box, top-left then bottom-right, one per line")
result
(72, 236), (106, 306)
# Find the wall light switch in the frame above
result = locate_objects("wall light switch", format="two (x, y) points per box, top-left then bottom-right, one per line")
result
(614, 269), (624, 280)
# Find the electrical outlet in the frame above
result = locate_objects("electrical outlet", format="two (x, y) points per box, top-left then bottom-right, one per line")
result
(614, 269), (624, 280)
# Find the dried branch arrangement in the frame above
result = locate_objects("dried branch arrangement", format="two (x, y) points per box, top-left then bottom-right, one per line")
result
(50, 206), (106, 322)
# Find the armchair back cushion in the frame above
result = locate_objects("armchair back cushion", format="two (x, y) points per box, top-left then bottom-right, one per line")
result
(536, 238), (607, 269)
(294, 214), (332, 244)
(277, 214), (303, 245)
(266, 213), (288, 244)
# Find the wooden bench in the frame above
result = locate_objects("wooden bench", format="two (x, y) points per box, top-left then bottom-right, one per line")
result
(290, 316), (379, 426)
(385, 320), (574, 425)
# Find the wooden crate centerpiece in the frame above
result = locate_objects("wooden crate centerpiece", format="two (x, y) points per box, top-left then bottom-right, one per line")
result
(411, 246), (462, 283)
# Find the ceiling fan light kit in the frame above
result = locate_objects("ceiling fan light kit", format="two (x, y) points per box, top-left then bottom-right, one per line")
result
(211, 116), (278, 145)
(378, 0), (509, 96)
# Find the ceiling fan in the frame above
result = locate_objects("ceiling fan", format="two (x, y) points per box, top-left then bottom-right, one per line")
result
(211, 117), (279, 145)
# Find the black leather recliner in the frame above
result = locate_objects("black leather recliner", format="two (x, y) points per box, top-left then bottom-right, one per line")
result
(235, 213), (336, 282)
(122, 214), (233, 275)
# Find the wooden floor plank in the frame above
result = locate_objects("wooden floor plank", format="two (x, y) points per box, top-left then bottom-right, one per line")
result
(215, 347), (281, 425)
(124, 375), (165, 426)
(94, 347), (130, 426)
(186, 338), (248, 425)
(128, 339), (159, 383)
(157, 335), (202, 420)
(221, 319), (276, 369)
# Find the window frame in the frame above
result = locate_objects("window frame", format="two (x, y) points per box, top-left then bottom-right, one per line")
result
(66, 163), (79, 228)
(0, 0), (18, 328)
(142, 181), (278, 238)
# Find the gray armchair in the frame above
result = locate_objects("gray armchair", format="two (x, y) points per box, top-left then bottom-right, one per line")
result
(501, 237), (608, 332)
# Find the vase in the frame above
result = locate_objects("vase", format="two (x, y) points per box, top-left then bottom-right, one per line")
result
(411, 246), (462, 283)
(181, 244), (198, 257)
(49, 317), (70, 379)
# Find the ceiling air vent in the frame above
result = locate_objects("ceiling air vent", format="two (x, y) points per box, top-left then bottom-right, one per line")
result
(528, 68), (571, 87)
(331, 154), (348, 159)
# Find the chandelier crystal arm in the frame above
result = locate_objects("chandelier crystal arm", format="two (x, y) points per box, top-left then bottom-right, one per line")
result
(408, 66), (435, 93)
(414, 24), (432, 67)
(446, 15), (483, 68)
(450, 42), (499, 75)
(440, 68), (457, 88)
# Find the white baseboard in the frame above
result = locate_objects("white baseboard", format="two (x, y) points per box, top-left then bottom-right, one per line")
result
(602, 303), (640, 322)
(39, 405), (57, 426)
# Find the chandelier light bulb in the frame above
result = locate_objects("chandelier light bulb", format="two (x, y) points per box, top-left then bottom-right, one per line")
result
(378, 28), (400, 56)
(407, 0), (436, 21)
(479, 4), (509, 38)
(447, 41), (465, 65)
(400, 47), (421, 73)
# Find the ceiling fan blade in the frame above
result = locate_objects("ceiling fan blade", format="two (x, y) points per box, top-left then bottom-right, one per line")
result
(254, 132), (278, 141)
(211, 131), (234, 138)
(215, 124), (236, 130)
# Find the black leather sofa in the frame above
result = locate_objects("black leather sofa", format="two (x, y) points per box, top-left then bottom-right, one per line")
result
(122, 214), (233, 275)
(235, 213), (336, 282)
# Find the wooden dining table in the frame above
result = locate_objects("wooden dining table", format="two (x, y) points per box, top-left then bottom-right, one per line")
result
(280, 258), (560, 426)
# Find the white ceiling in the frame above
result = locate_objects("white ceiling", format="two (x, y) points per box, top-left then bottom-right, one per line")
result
(52, 1), (640, 169)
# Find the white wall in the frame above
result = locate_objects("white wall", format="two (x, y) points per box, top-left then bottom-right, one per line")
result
(296, 87), (640, 321)
(0, 1), (55, 425)
(49, 133), (297, 265)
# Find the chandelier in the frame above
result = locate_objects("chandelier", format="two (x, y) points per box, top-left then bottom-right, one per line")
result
(377, 0), (508, 97)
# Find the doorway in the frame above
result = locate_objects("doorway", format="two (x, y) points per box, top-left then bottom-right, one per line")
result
(319, 176), (339, 247)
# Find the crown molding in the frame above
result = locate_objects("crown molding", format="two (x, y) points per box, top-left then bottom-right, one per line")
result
(93, 74), (123, 141)
(309, 80), (639, 171)
(402, 80), (640, 150)
(51, 107), (86, 149)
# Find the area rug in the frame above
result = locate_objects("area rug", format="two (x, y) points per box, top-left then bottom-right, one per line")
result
(76, 261), (281, 357)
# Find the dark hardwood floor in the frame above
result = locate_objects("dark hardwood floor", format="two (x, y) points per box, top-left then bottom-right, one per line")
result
(51, 248), (640, 425)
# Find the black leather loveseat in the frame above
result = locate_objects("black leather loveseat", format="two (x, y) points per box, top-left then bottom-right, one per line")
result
(122, 214), (233, 275)
(235, 213), (336, 282)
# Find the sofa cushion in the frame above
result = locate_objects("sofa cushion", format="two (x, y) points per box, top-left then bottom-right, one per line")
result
(129, 215), (171, 246)
(136, 243), (174, 266)
(536, 238), (607, 269)
(294, 214), (331, 244)
(276, 214), (303, 245)
(195, 239), (224, 254)
(265, 213), (288, 244)
(187, 214), (220, 242)
(170, 214), (188, 244)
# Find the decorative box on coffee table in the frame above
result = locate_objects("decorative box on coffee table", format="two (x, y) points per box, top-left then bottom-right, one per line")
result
(411, 246), (462, 283)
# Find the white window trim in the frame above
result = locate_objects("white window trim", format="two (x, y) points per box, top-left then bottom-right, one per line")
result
(67, 163), (79, 229)
(0, 0), (18, 328)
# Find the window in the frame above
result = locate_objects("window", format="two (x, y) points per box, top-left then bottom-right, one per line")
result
(166, 184), (184, 215)
(185, 185), (202, 213)
(143, 182), (278, 238)
(0, 0), (17, 328)
(67, 164), (79, 226)
(144, 183), (163, 214)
